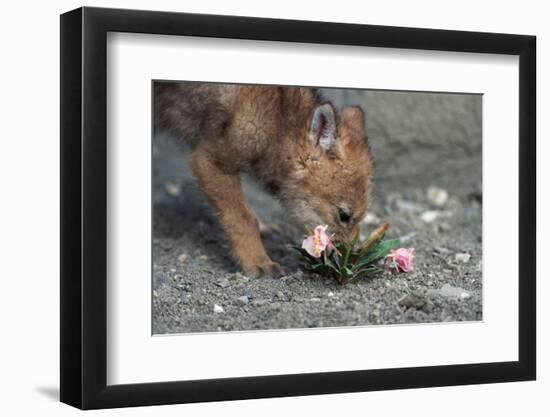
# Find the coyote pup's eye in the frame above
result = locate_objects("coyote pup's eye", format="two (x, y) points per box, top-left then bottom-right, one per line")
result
(338, 207), (352, 223)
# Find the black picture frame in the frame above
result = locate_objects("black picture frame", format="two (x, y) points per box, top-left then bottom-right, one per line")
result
(60, 6), (536, 410)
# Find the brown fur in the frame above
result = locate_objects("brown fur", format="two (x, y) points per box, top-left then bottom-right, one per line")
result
(154, 81), (374, 277)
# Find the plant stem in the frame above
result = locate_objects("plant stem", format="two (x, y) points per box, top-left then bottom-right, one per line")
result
(342, 244), (351, 269)
(361, 223), (389, 252)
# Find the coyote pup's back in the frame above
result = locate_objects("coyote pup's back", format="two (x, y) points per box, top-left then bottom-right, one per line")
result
(154, 82), (374, 277)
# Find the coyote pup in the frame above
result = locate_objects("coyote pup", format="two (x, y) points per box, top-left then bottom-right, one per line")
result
(155, 82), (374, 277)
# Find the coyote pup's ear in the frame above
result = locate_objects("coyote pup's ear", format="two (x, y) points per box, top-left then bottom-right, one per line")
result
(310, 104), (337, 151)
(341, 106), (366, 133)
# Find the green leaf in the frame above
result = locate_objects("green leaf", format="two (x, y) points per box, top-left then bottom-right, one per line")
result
(324, 254), (338, 270)
(373, 238), (401, 254)
(343, 266), (354, 277)
(354, 266), (380, 276)
(354, 238), (401, 269)
(312, 262), (340, 275)
(329, 250), (341, 268)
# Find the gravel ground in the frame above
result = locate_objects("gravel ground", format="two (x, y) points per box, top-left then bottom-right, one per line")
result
(152, 88), (482, 334)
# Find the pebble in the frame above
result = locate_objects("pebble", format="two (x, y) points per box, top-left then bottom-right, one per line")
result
(213, 304), (224, 313)
(199, 255), (209, 261)
(420, 210), (439, 223)
(276, 291), (285, 299)
(396, 200), (424, 213)
(160, 240), (173, 251)
(229, 272), (249, 283)
(327, 291), (335, 297)
(399, 232), (417, 244)
(237, 296), (249, 305)
(441, 284), (471, 299)
(426, 186), (449, 207)
(215, 278), (231, 288)
(427, 284), (470, 299)
(177, 253), (188, 263)
(455, 253), (471, 263)
(421, 210), (452, 223)
(398, 291), (426, 309)
(362, 212), (381, 225)
(294, 271), (304, 279)
(165, 182), (181, 197)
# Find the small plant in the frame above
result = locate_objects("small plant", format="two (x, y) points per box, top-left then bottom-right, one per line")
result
(294, 223), (413, 284)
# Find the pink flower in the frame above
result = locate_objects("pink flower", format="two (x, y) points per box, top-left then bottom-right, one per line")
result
(385, 248), (415, 273)
(302, 225), (336, 258)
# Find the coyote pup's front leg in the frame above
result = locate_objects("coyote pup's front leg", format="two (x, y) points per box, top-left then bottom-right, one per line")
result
(190, 145), (283, 278)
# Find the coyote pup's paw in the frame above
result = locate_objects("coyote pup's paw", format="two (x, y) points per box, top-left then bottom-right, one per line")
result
(243, 261), (285, 279)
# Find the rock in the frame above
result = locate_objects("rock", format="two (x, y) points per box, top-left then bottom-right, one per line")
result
(398, 291), (426, 309)
(399, 232), (417, 244)
(229, 272), (249, 283)
(421, 210), (452, 223)
(160, 240), (173, 251)
(237, 295), (249, 305)
(213, 304), (224, 313)
(420, 210), (439, 223)
(276, 291), (285, 299)
(165, 182), (181, 197)
(327, 291), (335, 297)
(362, 212), (381, 225)
(440, 284), (471, 299)
(199, 255), (208, 261)
(269, 302), (282, 312)
(396, 200), (424, 213)
(215, 278), (231, 288)
(252, 299), (268, 307)
(427, 284), (470, 299)
(177, 253), (188, 263)
(455, 253), (471, 263)
(426, 186), (449, 207)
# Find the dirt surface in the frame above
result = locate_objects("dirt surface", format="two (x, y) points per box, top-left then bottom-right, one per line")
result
(152, 88), (482, 334)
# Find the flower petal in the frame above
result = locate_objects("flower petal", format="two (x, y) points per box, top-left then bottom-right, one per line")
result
(313, 225), (329, 250)
(385, 248), (415, 273)
(302, 236), (321, 258)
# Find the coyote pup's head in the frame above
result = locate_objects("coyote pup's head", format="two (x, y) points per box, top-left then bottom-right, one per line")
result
(284, 103), (374, 241)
